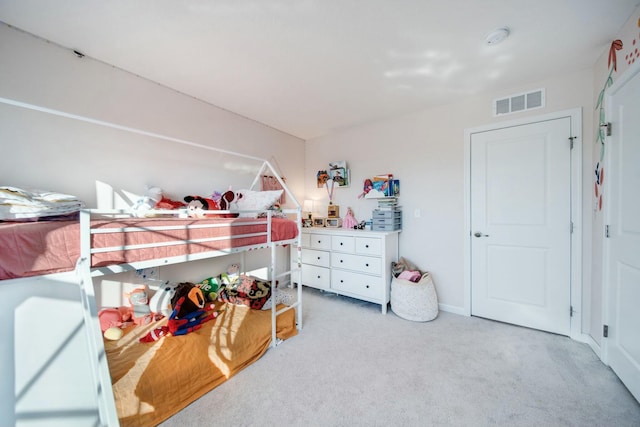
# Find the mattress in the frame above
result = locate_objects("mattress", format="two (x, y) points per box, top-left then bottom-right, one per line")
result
(0, 217), (298, 279)
(106, 301), (297, 427)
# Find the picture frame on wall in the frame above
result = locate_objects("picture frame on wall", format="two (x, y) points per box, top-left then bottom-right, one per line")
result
(317, 170), (330, 188)
(329, 160), (349, 187)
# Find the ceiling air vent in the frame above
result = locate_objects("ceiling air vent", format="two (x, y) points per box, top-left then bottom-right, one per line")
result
(493, 89), (545, 116)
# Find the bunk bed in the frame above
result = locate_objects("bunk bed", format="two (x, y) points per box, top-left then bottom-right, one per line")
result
(0, 97), (304, 427)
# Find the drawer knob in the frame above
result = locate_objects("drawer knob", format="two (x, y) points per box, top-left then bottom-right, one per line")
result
(365, 263), (369, 267)
(340, 260), (344, 263)
(317, 256), (321, 260)
(317, 275), (321, 279)
(340, 242), (343, 245)
(340, 280), (344, 283)
(366, 285), (370, 288)
(365, 244), (369, 248)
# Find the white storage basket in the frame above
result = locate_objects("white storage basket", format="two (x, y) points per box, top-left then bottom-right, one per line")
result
(391, 272), (438, 321)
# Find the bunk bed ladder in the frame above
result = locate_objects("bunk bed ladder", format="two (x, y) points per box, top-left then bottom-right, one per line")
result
(79, 209), (119, 426)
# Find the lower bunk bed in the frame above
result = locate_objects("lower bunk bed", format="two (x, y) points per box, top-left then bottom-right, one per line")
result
(0, 207), (303, 427)
(107, 300), (297, 427)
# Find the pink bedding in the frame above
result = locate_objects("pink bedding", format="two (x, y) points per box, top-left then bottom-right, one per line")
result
(0, 217), (298, 280)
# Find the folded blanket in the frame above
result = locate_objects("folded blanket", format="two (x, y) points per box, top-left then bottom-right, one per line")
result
(0, 186), (84, 220)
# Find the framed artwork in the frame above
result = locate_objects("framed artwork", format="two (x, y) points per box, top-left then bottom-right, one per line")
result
(317, 170), (330, 188)
(329, 160), (349, 187)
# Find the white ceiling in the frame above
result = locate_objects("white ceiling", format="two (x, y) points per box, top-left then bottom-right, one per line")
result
(1, 0), (638, 139)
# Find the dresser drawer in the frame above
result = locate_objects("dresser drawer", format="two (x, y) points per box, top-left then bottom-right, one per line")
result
(331, 252), (381, 275)
(371, 223), (402, 231)
(301, 248), (330, 268)
(372, 209), (402, 219)
(355, 237), (381, 256)
(302, 264), (330, 290)
(332, 235), (355, 252)
(331, 269), (382, 299)
(309, 233), (332, 250)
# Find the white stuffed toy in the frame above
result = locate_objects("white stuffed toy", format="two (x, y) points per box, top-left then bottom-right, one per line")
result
(131, 186), (163, 217)
(149, 281), (177, 318)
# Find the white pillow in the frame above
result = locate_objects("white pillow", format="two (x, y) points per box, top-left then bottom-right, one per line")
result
(234, 189), (283, 218)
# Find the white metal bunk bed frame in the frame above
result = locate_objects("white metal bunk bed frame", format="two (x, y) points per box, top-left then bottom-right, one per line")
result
(0, 96), (303, 427)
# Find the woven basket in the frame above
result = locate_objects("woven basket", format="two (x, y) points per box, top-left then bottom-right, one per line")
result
(391, 272), (438, 322)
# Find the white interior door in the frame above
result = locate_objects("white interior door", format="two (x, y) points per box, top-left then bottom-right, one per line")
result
(470, 118), (572, 335)
(605, 63), (640, 402)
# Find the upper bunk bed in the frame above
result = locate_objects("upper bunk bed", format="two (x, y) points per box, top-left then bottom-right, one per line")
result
(0, 96), (304, 427)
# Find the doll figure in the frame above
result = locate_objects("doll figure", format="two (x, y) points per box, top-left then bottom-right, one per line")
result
(342, 207), (358, 229)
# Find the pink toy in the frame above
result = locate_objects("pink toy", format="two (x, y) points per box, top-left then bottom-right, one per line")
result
(98, 306), (133, 332)
(398, 270), (422, 282)
(342, 207), (358, 229)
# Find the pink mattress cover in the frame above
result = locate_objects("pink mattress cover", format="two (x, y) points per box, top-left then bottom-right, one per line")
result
(0, 217), (298, 280)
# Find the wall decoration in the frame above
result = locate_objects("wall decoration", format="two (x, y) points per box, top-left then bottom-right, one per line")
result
(594, 39), (623, 211)
(317, 170), (330, 188)
(329, 160), (350, 187)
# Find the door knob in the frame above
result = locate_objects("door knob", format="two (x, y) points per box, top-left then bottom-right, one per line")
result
(474, 232), (489, 238)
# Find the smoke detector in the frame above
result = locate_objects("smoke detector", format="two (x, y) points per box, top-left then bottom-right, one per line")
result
(485, 27), (510, 45)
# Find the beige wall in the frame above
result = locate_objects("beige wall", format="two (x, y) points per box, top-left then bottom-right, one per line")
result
(306, 69), (594, 319)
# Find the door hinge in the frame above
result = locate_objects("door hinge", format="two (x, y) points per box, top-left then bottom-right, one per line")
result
(605, 225), (610, 238)
(568, 136), (576, 149)
(570, 221), (574, 234)
(603, 324), (609, 338)
(600, 122), (612, 137)
(570, 306), (574, 317)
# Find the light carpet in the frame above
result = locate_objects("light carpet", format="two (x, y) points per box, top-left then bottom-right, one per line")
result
(160, 287), (640, 427)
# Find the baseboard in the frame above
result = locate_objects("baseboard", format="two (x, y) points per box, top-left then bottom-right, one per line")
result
(438, 303), (466, 316)
(585, 334), (603, 360)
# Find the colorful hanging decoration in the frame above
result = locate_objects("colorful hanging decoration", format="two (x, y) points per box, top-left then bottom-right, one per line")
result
(594, 39), (623, 211)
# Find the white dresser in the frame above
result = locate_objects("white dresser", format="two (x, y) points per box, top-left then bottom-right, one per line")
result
(292, 227), (399, 313)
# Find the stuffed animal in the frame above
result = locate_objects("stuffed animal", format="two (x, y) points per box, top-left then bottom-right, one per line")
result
(155, 195), (186, 210)
(140, 282), (220, 343)
(184, 195), (219, 218)
(170, 282), (206, 319)
(98, 306), (133, 332)
(149, 282), (177, 318)
(131, 186), (163, 216)
(126, 287), (153, 326)
(219, 263), (240, 287)
(218, 190), (243, 211)
(139, 296), (221, 342)
(197, 277), (221, 302)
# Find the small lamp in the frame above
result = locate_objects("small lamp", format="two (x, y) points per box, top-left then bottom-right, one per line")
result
(303, 199), (314, 220)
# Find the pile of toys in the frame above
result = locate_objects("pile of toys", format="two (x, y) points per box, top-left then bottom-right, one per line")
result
(97, 263), (281, 343)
